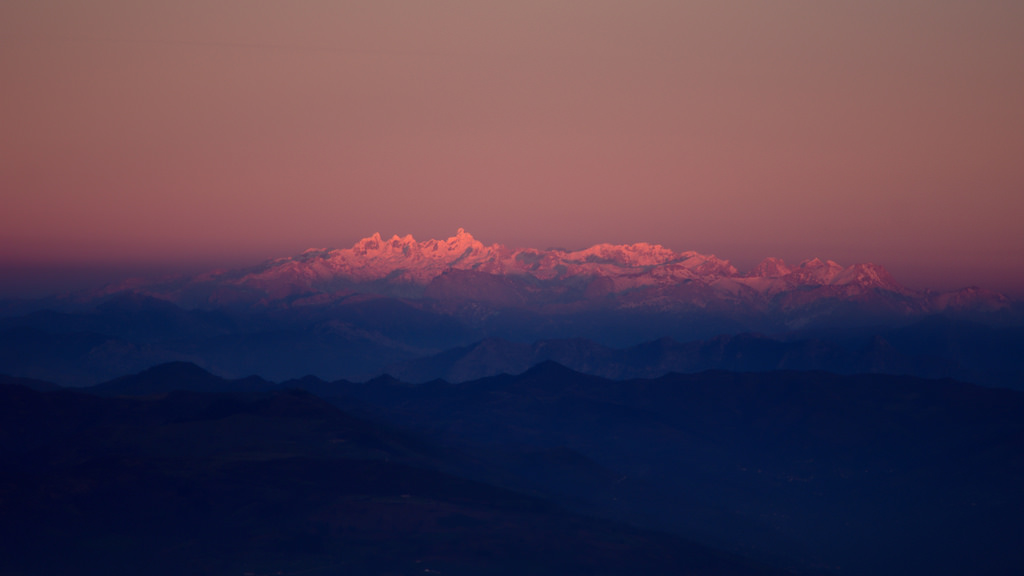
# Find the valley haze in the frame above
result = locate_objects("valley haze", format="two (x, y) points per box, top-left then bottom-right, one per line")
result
(1, 230), (1021, 387)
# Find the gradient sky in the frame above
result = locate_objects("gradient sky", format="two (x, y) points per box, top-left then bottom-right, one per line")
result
(2, 1), (1023, 296)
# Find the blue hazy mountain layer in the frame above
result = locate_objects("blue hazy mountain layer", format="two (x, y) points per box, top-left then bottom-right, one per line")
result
(1, 290), (1022, 388)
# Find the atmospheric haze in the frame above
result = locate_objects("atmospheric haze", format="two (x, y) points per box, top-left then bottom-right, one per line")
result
(2, 1), (1023, 296)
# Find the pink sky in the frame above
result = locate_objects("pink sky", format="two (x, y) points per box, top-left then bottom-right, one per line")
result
(2, 1), (1023, 296)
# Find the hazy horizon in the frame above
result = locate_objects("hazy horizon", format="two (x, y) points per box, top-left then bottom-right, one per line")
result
(3, 1), (1023, 296)
(1, 228), (1021, 299)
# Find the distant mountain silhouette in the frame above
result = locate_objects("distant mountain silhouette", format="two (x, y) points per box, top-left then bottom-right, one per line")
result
(384, 318), (1024, 389)
(91, 361), (278, 395)
(0, 373), (60, 391)
(3, 290), (1022, 388)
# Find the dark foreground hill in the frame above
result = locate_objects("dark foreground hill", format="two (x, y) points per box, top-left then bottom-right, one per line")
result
(314, 364), (1024, 576)
(7, 361), (1024, 575)
(0, 379), (785, 576)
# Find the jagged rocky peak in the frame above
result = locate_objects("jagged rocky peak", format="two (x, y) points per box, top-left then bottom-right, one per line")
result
(750, 257), (791, 278)
(352, 232), (384, 253)
(437, 228), (486, 255)
(350, 228), (489, 260)
(567, 241), (680, 267)
(785, 258), (845, 284)
(354, 231), (419, 254)
(743, 256), (908, 291)
(832, 262), (901, 289)
(797, 257), (843, 270)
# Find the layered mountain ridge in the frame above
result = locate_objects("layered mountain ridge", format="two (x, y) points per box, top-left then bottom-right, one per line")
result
(7, 230), (1014, 386)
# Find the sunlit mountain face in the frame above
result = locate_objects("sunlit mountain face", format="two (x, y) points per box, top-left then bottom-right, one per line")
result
(98, 229), (1009, 314)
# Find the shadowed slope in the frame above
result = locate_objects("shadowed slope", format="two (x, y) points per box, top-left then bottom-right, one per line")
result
(0, 378), (787, 576)
(323, 364), (1024, 576)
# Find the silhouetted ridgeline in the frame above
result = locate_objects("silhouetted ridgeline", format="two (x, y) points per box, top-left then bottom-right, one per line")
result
(1, 373), (787, 576)
(1, 290), (1023, 388)
(3, 363), (1023, 575)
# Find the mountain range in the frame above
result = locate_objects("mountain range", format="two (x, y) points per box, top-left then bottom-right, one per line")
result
(3, 232), (1023, 574)
(1, 230), (1021, 386)
(106, 229), (1010, 322)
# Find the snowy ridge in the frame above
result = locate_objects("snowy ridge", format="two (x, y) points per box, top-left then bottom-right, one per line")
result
(232, 229), (908, 295)
(134, 229), (1006, 315)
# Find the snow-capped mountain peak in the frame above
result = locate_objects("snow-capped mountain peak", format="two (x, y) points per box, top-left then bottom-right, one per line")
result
(130, 229), (1006, 315)
(750, 257), (791, 278)
(232, 230), (914, 292)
